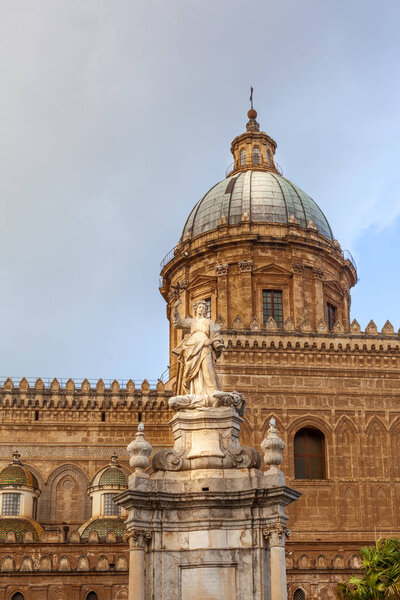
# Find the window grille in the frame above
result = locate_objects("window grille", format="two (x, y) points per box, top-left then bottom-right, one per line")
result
(252, 146), (261, 165)
(103, 493), (120, 516)
(294, 428), (325, 479)
(240, 148), (246, 166)
(294, 589), (306, 600)
(267, 150), (271, 166)
(2, 493), (21, 516)
(262, 290), (283, 328)
(11, 594), (25, 600)
(86, 593), (98, 600)
(327, 302), (336, 331)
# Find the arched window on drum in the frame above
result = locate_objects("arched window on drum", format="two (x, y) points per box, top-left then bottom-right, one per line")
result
(11, 594), (25, 600)
(293, 589), (306, 600)
(252, 145), (261, 164)
(294, 428), (326, 479)
(86, 593), (98, 600)
(240, 148), (246, 166)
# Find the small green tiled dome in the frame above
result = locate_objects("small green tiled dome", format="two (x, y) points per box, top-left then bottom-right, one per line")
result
(0, 518), (43, 542)
(80, 517), (125, 540)
(90, 454), (127, 489)
(98, 466), (127, 487)
(0, 452), (39, 490)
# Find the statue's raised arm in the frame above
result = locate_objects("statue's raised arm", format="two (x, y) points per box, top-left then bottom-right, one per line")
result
(172, 298), (192, 330)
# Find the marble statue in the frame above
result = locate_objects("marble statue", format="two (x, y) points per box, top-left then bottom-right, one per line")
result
(172, 298), (223, 395)
(170, 298), (245, 414)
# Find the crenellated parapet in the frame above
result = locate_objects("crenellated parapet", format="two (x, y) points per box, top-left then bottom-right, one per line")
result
(0, 377), (173, 412)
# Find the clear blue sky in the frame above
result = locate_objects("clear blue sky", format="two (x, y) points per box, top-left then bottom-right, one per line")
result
(0, 0), (399, 381)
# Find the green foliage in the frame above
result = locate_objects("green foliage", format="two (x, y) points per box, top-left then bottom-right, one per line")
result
(338, 539), (400, 599)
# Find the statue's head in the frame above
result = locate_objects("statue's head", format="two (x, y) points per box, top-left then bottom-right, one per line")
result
(193, 300), (208, 318)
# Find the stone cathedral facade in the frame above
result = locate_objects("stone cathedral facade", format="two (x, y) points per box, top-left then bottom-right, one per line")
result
(0, 106), (399, 600)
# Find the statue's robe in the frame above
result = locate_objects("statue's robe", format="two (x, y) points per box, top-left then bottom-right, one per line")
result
(172, 309), (222, 397)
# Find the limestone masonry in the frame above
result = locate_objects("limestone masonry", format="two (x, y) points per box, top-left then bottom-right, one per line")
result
(0, 105), (398, 600)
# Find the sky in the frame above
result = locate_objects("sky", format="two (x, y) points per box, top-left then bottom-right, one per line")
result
(0, 0), (399, 383)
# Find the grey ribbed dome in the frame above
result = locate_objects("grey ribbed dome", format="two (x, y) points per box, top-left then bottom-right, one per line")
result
(181, 170), (333, 241)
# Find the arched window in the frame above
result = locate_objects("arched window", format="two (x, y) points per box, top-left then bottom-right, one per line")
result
(240, 148), (246, 166)
(267, 150), (271, 166)
(252, 146), (260, 164)
(294, 428), (325, 479)
(294, 589), (306, 600)
(11, 594), (25, 600)
(86, 593), (98, 600)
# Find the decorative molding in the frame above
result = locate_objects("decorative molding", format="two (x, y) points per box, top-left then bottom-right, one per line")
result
(124, 529), (152, 549)
(291, 263), (304, 274)
(0, 446), (129, 459)
(263, 522), (291, 545)
(312, 267), (324, 280)
(238, 260), (253, 272)
(215, 263), (229, 276)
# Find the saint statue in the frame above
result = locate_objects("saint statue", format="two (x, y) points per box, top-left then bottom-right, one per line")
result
(170, 298), (245, 414)
(172, 298), (223, 398)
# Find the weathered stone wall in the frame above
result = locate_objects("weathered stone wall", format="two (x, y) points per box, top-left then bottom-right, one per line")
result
(1, 322), (399, 596)
(0, 532), (128, 599)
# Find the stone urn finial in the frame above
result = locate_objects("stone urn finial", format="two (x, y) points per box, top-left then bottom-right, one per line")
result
(127, 422), (152, 473)
(261, 418), (285, 474)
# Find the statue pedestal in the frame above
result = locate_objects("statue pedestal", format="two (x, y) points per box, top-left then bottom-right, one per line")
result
(118, 465), (298, 600)
(152, 407), (260, 471)
(116, 407), (300, 600)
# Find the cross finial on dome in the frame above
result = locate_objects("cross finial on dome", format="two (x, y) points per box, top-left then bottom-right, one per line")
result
(12, 450), (21, 464)
(247, 86), (259, 132)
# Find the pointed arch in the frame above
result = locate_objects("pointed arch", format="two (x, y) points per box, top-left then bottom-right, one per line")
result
(342, 487), (359, 526)
(374, 487), (390, 526)
(347, 554), (362, 569)
(389, 417), (400, 479)
(335, 416), (358, 478)
(365, 418), (388, 479)
(46, 464), (90, 523)
(1, 555), (15, 571)
(315, 554), (329, 569)
(297, 554), (312, 569)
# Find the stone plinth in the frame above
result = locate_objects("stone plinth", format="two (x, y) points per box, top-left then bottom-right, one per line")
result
(116, 409), (300, 600)
(152, 407), (260, 471)
(117, 468), (298, 600)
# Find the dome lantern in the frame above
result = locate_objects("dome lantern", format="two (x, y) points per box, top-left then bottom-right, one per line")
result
(228, 89), (279, 177)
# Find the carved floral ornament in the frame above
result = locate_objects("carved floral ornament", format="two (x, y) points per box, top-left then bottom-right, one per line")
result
(291, 263), (304, 274)
(313, 267), (324, 280)
(263, 523), (291, 545)
(124, 529), (152, 549)
(238, 259), (253, 272)
(215, 263), (229, 276)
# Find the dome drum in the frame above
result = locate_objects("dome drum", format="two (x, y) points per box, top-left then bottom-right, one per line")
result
(160, 107), (357, 376)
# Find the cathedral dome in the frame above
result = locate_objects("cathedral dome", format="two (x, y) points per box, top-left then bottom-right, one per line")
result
(0, 452), (39, 490)
(181, 170), (333, 242)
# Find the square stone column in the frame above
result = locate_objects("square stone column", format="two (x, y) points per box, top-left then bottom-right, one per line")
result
(116, 409), (299, 600)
